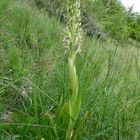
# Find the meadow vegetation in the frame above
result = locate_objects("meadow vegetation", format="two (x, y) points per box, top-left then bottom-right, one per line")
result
(0, 0), (140, 139)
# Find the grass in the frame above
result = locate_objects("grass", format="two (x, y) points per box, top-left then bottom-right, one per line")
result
(0, 0), (140, 139)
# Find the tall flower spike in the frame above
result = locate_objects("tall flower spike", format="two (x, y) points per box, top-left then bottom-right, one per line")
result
(64, 0), (83, 57)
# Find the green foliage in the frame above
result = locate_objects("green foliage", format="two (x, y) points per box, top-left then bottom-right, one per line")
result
(35, 0), (140, 43)
(126, 7), (140, 42)
(0, 0), (140, 140)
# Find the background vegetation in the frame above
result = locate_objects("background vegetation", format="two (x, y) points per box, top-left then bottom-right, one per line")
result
(35, 0), (140, 43)
(0, 0), (140, 139)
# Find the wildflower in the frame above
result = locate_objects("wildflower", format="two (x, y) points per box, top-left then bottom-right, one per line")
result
(64, 0), (83, 57)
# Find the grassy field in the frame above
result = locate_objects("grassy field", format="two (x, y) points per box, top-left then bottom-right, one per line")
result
(0, 0), (140, 139)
